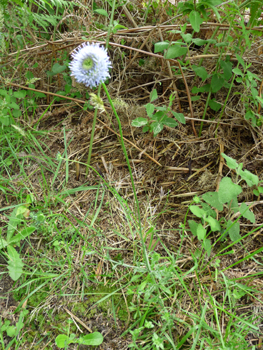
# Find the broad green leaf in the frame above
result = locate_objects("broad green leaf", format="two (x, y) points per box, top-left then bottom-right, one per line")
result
(189, 205), (206, 218)
(192, 65), (208, 81)
(192, 84), (211, 93)
(56, 335), (70, 348)
(181, 32), (192, 43)
(94, 9), (108, 16)
(152, 111), (165, 121)
(220, 60), (233, 80)
(80, 332), (104, 346)
(197, 224), (206, 240)
(201, 202), (216, 218)
(239, 169), (258, 187)
(191, 96), (200, 101)
(6, 325), (17, 337)
(211, 74), (224, 93)
(192, 38), (208, 46)
(188, 220), (198, 236)
(203, 239), (211, 256)
(218, 177), (242, 204)
(152, 122), (163, 136)
(13, 90), (27, 98)
(171, 111), (186, 124)
(163, 117), (178, 128)
(150, 89), (158, 102)
(9, 226), (36, 246)
(52, 63), (67, 74)
(227, 220), (241, 242)
(221, 153), (238, 169)
(165, 45), (188, 59)
(7, 246), (24, 281)
(233, 67), (243, 76)
(189, 10), (203, 32)
(142, 125), (150, 133)
(145, 103), (155, 116)
(209, 99), (221, 111)
(202, 192), (223, 210)
(206, 216), (221, 232)
(235, 54), (245, 68)
(131, 118), (148, 128)
(239, 203), (255, 223)
(230, 196), (239, 213)
(154, 41), (169, 53)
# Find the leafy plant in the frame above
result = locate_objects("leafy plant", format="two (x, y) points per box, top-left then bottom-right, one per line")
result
(1, 203), (36, 281)
(187, 153), (260, 256)
(131, 89), (185, 137)
(0, 309), (28, 350)
(55, 332), (103, 348)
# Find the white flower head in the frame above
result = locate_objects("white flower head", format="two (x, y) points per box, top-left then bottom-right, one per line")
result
(69, 42), (112, 88)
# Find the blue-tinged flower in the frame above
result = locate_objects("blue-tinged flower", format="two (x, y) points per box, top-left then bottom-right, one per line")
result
(69, 42), (112, 88)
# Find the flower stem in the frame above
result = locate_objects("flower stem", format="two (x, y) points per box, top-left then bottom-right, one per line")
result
(86, 85), (101, 175)
(86, 0), (116, 175)
(102, 83), (152, 273)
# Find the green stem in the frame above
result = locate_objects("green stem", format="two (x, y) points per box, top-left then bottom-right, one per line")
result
(102, 83), (152, 273)
(86, 0), (116, 175)
(199, 91), (211, 137)
(86, 85), (101, 175)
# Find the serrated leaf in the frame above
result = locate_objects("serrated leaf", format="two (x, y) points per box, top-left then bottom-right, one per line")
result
(165, 45), (188, 59)
(0, 237), (8, 250)
(189, 10), (203, 32)
(131, 118), (148, 127)
(239, 203), (255, 223)
(154, 41), (169, 53)
(218, 177), (242, 203)
(206, 216), (221, 232)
